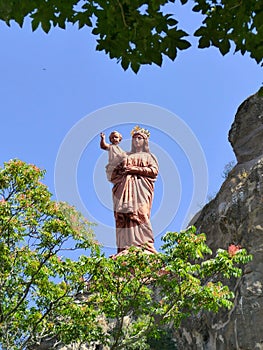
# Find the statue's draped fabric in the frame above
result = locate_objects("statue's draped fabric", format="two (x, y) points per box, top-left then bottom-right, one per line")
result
(105, 144), (126, 181)
(107, 151), (158, 254)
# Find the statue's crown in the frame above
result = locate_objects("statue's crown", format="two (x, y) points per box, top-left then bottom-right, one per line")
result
(130, 125), (150, 138)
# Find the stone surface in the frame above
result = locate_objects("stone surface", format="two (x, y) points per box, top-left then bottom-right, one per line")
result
(228, 93), (263, 164)
(175, 91), (263, 349)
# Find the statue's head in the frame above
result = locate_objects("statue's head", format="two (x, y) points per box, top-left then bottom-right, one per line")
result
(109, 131), (122, 144)
(130, 125), (150, 153)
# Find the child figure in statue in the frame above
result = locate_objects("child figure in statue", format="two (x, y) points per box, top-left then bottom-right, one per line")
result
(100, 131), (132, 214)
(100, 131), (126, 179)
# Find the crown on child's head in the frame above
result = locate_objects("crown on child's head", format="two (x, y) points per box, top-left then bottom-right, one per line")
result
(130, 125), (150, 138)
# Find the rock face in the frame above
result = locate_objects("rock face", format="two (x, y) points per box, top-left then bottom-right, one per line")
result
(229, 94), (263, 164)
(175, 92), (263, 350)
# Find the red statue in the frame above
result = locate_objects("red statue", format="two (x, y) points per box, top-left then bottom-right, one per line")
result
(100, 126), (158, 255)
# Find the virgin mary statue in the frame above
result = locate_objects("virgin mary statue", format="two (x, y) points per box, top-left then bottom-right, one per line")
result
(104, 126), (159, 255)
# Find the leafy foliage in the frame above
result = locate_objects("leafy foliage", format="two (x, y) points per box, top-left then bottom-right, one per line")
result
(0, 159), (100, 349)
(193, 0), (263, 65)
(0, 160), (253, 349)
(0, 0), (262, 72)
(69, 228), (251, 349)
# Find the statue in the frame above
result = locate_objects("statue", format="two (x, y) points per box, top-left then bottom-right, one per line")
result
(100, 126), (159, 255)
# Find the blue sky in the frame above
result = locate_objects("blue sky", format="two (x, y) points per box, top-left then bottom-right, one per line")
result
(0, 3), (262, 255)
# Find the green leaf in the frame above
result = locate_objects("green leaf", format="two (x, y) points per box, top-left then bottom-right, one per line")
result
(198, 36), (210, 48)
(192, 4), (202, 12)
(131, 61), (140, 73)
(121, 56), (130, 70)
(92, 27), (100, 35)
(16, 16), (24, 28)
(167, 46), (177, 60)
(218, 38), (231, 55)
(152, 52), (163, 66)
(177, 39), (191, 50)
(57, 17), (66, 30)
(31, 18), (40, 31)
(167, 18), (178, 26)
(168, 28), (188, 39)
(194, 26), (207, 37)
(41, 20), (51, 33)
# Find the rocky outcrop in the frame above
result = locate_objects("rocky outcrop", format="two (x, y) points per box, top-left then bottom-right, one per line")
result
(175, 92), (263, 350)
(229, 94), (263, 164)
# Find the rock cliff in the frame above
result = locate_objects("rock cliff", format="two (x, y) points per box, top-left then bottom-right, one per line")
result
(175, 92), (263, 350)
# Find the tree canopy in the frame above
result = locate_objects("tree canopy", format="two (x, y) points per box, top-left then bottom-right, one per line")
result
(0, 0), (262, 73)
(0, 159), (252, 349)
